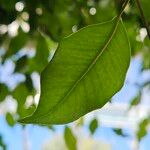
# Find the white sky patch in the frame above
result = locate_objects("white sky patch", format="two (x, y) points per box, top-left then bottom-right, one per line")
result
(89, 7), (96, 15)
(21, 12), (29, 21)
(72, 25), (78, 33)
(0, 48), (5, 57)
(140, 28), (147, 42)
(0, 25), (7, 34)
(124, 4), (130, 14)
(34, 93), (40, 105)
(0, 59), (25, 90)
(136, 28), (147, 42)
(15, 2), (24, 12)
(8, 21), (19, 37)
(36, 8), (43, 15)
(31, 72), (40, 92)
(21, 21), (30, 33)
(25, 96), (34, 108)
(17, 48), (36, 58)
(0, 96), (17, 115)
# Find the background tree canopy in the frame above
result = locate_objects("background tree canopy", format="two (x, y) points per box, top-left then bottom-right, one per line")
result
(0, 0), (149, 150)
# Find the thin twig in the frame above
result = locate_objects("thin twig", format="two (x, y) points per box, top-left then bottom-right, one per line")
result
(117, 0), (130, 19)
(136, 0), (150, 39)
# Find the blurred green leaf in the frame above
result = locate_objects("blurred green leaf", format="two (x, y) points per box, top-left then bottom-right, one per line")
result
(90, 0), (117, 23)
(137, 118), (149, 141)
(141, 38), (150, 70)
(48, 125), (55, 131)
(13, 83), (35, 118)
(29, 35), (49, 73)
(124, 19), (142, 56)
(113, 128), (127, 137)
(64, 127), (77, 150)
(8, 28), (28, 55)
(0, 135), (6, 150)
(0, 0), (17, 24)
(129, 92), (141, 108)
(89, 118), (98, 135)
(0, 84), (8, 102)
(0, 0), (16, 11)
(5, 112), (15, 127)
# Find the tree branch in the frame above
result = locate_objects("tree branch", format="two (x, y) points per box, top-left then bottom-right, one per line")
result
(135, 0), (150, 39)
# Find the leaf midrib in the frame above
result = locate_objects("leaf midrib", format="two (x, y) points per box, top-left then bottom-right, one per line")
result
(31, 18), (121, 122)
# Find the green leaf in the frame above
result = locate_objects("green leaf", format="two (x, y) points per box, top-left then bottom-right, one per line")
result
(129, 92), (141, 108)
(0, 84), (8, 102)
(8, 28), (28, 54)
(124, 19), (142, 56)
(137, 118), (149, 141)
(90, 0), (117, 23)
(141, 0), (150, 22)
(113, 128), (127, 137)
(5, 112), (15, 127)
(29, 35), (49, 73)
(142, 37), (150, 70)
(13, 83), (35, 118)
(19, 18), (130, 125)
(64, 127), (77, 150)
(89, 118), (98, 135)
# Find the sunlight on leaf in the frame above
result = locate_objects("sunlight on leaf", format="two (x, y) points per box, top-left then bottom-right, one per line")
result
(19, 18), (130, 125)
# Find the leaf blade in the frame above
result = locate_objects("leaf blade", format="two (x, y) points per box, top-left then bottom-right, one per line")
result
(19, 18), (130, 125)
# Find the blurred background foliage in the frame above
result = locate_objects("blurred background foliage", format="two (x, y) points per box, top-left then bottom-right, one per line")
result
(0, 0), (149, 150)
